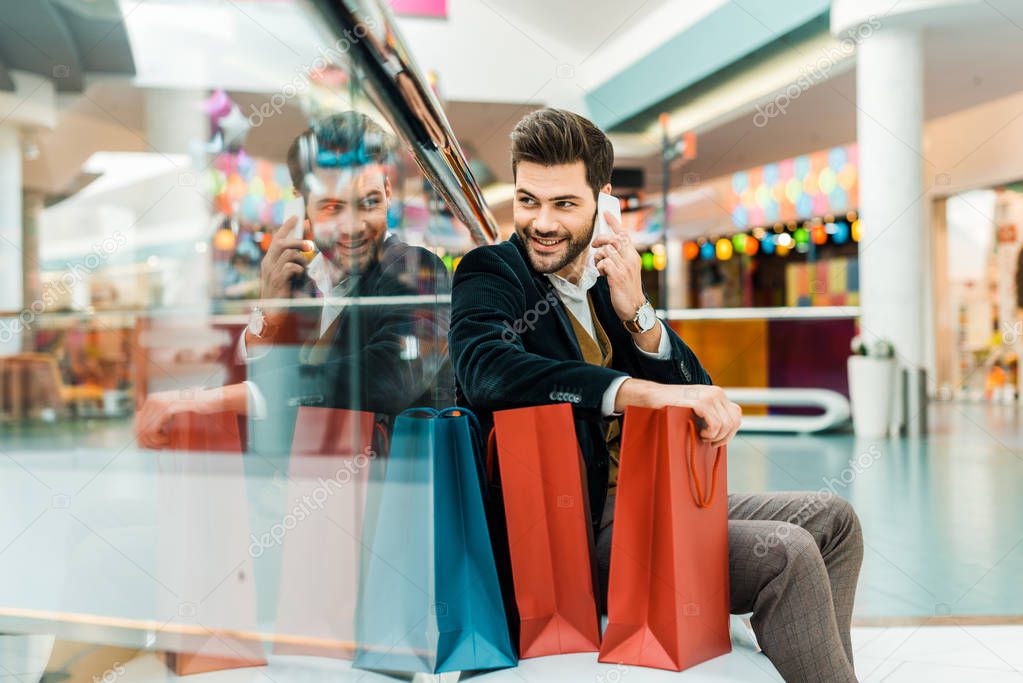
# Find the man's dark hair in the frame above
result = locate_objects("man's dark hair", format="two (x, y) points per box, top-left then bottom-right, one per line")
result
(510, 108), (614, 198)
(286, 111), (394, 196)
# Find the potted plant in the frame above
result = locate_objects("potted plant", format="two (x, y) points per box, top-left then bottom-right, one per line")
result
(847, 336), (896, 438)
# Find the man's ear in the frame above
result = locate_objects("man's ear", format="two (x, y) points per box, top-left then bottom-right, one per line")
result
(600, 183), (612, 195)
(383, 173), (392, 200)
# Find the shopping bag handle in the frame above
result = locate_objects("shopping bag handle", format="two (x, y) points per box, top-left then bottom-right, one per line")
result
(399, 407), (440, 418)
(438, 407), (489, 499)
(687, 419), (724, 509)
(373, 420), (390, 457)
(486, 428), (497, 483)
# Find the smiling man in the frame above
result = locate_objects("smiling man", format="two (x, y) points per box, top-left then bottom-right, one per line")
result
(137, 112), (450, 453)
(448, 108), (863, 683)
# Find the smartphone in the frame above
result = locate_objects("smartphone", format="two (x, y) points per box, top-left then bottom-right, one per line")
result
(283, 196), (305, 238)
(281, 196), (315, 294)
(594, 192), (621, 242)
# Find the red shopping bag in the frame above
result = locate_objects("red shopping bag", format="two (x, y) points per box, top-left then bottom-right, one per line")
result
(490, 403), (600, 658)
(274, 407), (385, 658)
(163, 410), (266, 675)
(599, 406), (731, 671)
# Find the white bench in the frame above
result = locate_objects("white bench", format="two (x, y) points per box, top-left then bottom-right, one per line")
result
(725, 387), (851, 434)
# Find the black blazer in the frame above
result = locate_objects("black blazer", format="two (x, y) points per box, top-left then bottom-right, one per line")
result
(247, 236), (452, 456)
(449, 232), (711, 527)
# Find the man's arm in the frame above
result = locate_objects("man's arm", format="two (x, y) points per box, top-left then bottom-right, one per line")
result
(450, 246), (628, 419)
(613, 379), (741, 448)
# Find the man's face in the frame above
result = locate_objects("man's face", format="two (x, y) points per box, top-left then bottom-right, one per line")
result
(513, 161), (596, 278)
(304, 164), (390, 275)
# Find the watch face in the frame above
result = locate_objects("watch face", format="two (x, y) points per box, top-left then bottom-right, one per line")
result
(248, 308), (265, 336)
(638, 303), (657, 331)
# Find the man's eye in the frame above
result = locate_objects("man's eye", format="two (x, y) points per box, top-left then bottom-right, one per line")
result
(556, 201), (576, 209)
(518, 197), (536, 207)
(360, 197), (381, 210)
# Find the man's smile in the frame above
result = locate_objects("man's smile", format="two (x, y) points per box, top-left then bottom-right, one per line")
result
(528, 234), (568, 253)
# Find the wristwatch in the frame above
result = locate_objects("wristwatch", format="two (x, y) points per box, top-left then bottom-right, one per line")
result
(248, 306), (272, 338)
(623, 301), (657, 334)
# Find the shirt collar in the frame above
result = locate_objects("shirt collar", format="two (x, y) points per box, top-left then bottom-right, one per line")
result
(546, 259), (599, 303)
(307, 253), (337, 297)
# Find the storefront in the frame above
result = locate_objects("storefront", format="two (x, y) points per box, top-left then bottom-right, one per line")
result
(654, 145), (862, 400)
(935, 186), (1023, 402)
(683, 144), (861, 310)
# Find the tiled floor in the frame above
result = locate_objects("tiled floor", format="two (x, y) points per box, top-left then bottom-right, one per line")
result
(1, 401), (1021, 681)
(726, 401), (1023, 621)
(853, 624), (1023, 682)
(24, 626), (1023, 682)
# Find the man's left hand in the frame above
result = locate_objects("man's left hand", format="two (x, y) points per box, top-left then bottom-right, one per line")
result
(593, 211), (645, 322)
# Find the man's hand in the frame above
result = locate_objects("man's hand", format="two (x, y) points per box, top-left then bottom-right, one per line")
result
(135, 389), (215, 450)
(615, 379), (742, 448)
(592, 210), (661, 352)
(592, 211), (645, 322)
(260, 217), (312, 301)
(135, 385), (249, 449)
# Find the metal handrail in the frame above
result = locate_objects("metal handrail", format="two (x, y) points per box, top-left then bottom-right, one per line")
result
(306, 0), (499, 246)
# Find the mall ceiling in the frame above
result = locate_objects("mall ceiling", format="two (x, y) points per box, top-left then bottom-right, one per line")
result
(0, 0), (135, 93)
(447, 10), (1023, 203)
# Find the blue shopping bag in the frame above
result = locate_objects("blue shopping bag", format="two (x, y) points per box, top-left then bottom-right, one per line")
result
(353, 407), (517, 674)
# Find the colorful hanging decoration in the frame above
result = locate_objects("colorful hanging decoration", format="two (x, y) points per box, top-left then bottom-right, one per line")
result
(207, 155), (294, 227)
(681, 214), (860, 263)
(715, 238), (733, 261)
(213, 227), (237, 251)
(811, 225), (828, 245)
(727, 143), (858, 227)
(700, 241), (715, 261)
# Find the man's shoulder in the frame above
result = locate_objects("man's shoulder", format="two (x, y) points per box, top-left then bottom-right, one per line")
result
(373, 237), (451, 294)
(381, 237), (443, 268)
(456, 239), (527, 277)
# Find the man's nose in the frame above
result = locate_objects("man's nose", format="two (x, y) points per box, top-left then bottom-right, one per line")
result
(532, 205), (558, 233)
(336, 207), (364, 235)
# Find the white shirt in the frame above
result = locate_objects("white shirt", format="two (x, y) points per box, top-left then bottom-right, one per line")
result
(544, 260), (671, 417)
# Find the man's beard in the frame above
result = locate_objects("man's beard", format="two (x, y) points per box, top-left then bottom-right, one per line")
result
(519, 221), (593, 275)
(319, 233), (383, 277)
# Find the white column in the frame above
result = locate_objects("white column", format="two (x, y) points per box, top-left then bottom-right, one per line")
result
(855, 26), (927, 430)
(0, 125), (23, 355)
(144, 88), (210, 311)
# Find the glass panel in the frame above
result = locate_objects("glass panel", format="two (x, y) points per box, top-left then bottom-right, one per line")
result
(0, 0), (494, 673)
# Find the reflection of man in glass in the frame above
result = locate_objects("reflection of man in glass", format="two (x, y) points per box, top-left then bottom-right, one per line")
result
(137, 112), (451, 451)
